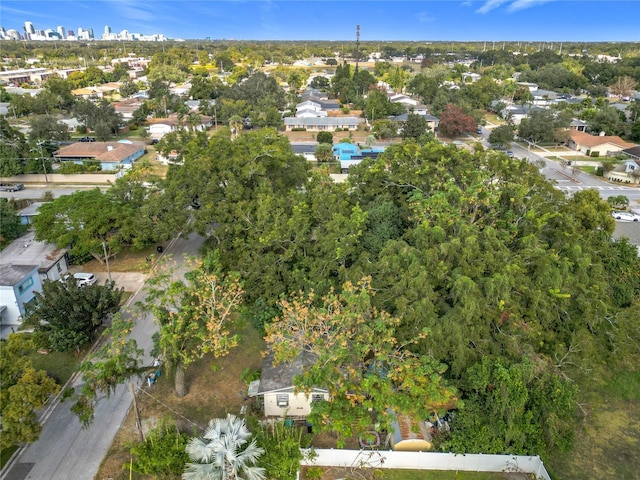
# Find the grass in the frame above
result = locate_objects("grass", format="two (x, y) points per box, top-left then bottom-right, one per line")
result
(0, 446), (19, 469)
(546, 370), (640, 480)
(29, 348), (83, 385)
(81, 245), (158, 273)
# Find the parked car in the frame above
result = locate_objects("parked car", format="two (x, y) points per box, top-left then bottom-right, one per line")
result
(611, 211), (640, 222)
(476, 127), (483, 134)
(73, 272), (97, 287)
(0, 183), (24, 192)
(150, 138), (160, 145)
(505, 150), (514, 158)
(78, 136), (96, 142)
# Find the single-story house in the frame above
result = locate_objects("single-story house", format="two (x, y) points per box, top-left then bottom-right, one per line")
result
(17, 202), (45, 225)
(515, 81), (539, 92)
(389, 112), (439, 132)
(54, 141), (146, 171)
(569, 118), (588, 132)
(284, 116), (362, 132)
(388, 92), (419, 108)
(295, 100), (327, 118)
(72, 86), (103, 98)
(0, 264), (43, 339)
(147, 114), (213, 138)
(251, 351), (329, 418)
(299, 94), (340, 111)
(112, 98), (144, 120)
(333, 142), (384, 172)
(606, 147), (640, 184)
(567, 130), (635, 156)
(462, 72), (481, 83)
(1, 231), (68, 283)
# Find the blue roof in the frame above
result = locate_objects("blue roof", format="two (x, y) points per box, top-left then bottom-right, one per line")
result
(333, 142), (360, 160)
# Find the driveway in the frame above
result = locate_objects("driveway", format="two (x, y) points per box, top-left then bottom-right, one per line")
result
(93, 271), (146, 293)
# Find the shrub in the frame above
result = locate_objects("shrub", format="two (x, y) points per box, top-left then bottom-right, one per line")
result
(127, 417), (189, 477)
(590, 151), (600, 157)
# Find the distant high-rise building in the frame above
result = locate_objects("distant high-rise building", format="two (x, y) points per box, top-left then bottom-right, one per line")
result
(87, 28), (94, 39)
(7, 29), (21, 40)
(57, 26), (66, 39)
(104, 25), (111, 35)
(24, 21), (35, 40)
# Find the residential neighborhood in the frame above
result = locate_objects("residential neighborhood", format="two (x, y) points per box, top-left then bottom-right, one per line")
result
(1, 18), (640, 480)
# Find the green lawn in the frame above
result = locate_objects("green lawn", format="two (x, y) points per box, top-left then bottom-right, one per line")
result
(29, 349), (82, 385)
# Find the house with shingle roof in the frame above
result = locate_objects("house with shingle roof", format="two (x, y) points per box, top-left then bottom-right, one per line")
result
(284, 116), (361, 132)
(147, 113), (212, 138)
(250, 351), (329, 418)
(54, 141), (145, 171)
(567, 130), (635, 156)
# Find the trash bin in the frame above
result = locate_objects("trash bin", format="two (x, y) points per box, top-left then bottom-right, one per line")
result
(157, 246), (163, 253)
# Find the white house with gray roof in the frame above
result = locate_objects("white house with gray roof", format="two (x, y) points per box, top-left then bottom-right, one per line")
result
(0, 264), (43, 339)
(284, 116), (361, 132)
(250, 351), (329, 418)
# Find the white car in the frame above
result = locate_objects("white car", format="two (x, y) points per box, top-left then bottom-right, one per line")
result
(73, 272), (97, 287)
(611, 211), (640, 222)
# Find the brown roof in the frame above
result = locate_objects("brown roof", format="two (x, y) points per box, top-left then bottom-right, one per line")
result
(569, 130), (635, 149)
(54, 141), (145, 163)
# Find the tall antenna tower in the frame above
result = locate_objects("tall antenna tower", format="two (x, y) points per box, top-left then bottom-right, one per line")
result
(355, 25), (361, 71)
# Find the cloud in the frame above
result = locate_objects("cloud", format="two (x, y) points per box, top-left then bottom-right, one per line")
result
(507, 0), (553, 12)
(476, 0), (552, 14)
(416, 11), (435, 23)
(109, 0), (157, 22)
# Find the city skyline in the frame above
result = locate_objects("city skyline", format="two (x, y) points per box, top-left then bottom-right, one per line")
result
(1, 1), (639, 42)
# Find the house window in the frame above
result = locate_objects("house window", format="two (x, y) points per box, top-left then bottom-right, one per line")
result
(56, 263), (62, 273)
(311, 394), (325, 403)
(18, 277), (34, 295)
(276, 394), (289, 407)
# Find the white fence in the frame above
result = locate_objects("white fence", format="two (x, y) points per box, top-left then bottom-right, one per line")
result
(301, 449), (551, 480)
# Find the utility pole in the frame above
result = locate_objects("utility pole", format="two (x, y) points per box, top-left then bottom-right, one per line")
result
(102, 241), (112, 282)
(355, 25), (361, 72)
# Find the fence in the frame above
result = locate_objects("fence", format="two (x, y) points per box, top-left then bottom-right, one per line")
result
(300, 449), (551, 480)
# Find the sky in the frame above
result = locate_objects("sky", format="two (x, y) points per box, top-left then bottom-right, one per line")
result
(1, 0), (639, 42)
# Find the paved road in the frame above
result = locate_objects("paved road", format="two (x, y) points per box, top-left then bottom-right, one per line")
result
(1, 231), (206, 480)
(0, 185), (108, 200)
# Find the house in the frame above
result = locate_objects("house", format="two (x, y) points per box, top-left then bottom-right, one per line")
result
(515, 81), (539, 92)
(251, 351), (329, 418)
(333, 142), (384, 172)
(0, 264), (43, 339)
(54, 141), (146, 171)
(17, 202), (45, 225)
(606, 146), (640, 184)
(569, 118), (588, 132)
(284, 116), (361, 132)
(112, 98), (144, 120)
(462, 72), (481, 83)
(387, 92), (419, 108)
(72, 86), (103, 99)
(295, 100), (328, 118)
(147, 113), (213, 138)
(567, 130), (635, 156)
(0, 231), (68, 283)
(389, 112), (439, 132)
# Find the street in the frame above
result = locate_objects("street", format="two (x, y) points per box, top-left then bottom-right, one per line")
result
(1, 231), (206, 480)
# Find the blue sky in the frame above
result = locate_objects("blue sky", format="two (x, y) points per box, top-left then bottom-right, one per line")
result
(1, 1), (639, 42)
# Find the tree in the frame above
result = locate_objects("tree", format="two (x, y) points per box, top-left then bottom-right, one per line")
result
(32, 188), (126, 262)
(438, 104), (476, 138)
(24, 278), (123, 353)
(314, 143), (333, 163)
(401, 113), (431, 140)
(183, 414), (265, 480)
(609, 76), (637, 98)
(518, 109), (571, 146)
(372, 119), (398, 139)
(0, 334), (60, 449)
(73, 99), (121, 139)
(488, 124), (515, 149)
(264, 278), (456, 443)
(142, 256), (244, 398)
(0, 199), (28, 249)
(316, 131), (333, 144)
(119, 78), (139, 98)
(71, 314), (143, 426)
(589, 106), (627, 136)
(28, 115), (70, 142)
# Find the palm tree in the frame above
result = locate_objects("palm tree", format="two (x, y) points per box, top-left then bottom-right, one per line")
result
(183, 414), (265, 480)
